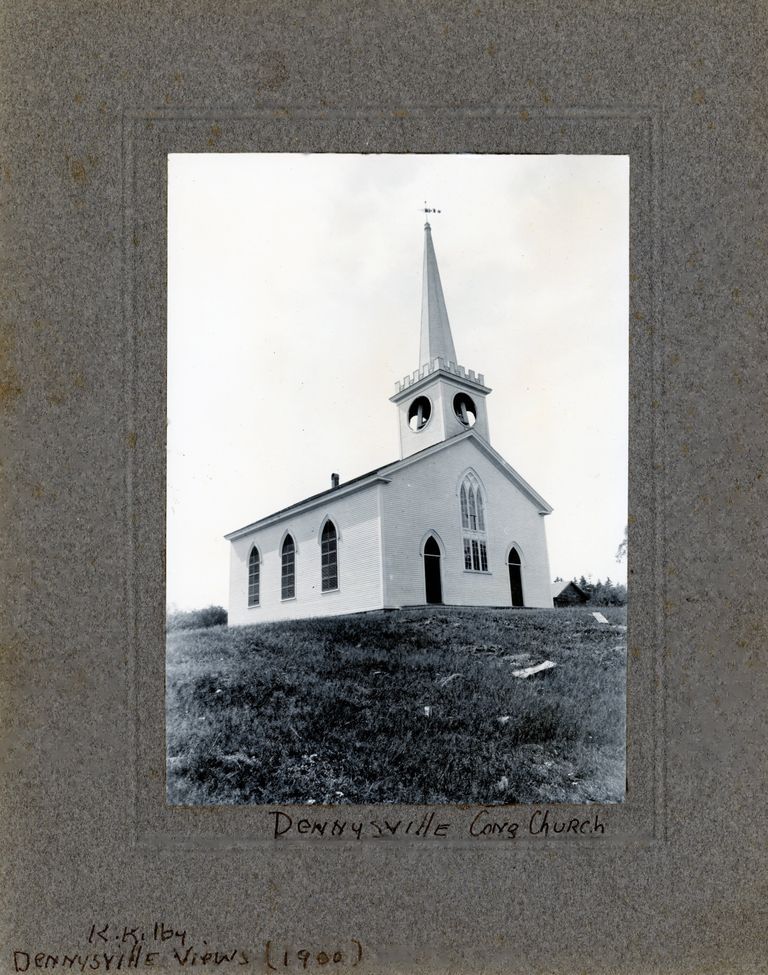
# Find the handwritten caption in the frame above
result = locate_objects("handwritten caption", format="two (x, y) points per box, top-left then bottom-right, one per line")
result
(269, 808), (606, 840)
(9, 813), (606, 969)
(11, 925), (362, 972)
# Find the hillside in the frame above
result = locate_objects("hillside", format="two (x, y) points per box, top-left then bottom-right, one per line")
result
(166, 605), (626, 805)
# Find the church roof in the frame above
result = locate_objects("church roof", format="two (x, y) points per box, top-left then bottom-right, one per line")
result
(224, 430), (553, 541)
(224, 464), (392, 540)
(420, 221), (458, 369)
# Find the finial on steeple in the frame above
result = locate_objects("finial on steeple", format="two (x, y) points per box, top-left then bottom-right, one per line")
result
(420, 201), (441, 230)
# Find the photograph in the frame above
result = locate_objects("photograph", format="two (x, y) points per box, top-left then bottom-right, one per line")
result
(165, 153), (629, 807)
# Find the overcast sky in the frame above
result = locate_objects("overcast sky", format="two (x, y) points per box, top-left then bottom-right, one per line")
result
(167, 153), (628, 610)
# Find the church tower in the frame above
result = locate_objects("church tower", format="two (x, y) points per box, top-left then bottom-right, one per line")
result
(391, 220), (492, 459)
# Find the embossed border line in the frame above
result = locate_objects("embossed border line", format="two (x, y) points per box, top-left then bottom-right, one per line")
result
(122, 107), (666, 849)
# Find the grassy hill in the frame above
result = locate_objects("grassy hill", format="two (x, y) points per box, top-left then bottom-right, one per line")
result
(166, 605), (626, 806)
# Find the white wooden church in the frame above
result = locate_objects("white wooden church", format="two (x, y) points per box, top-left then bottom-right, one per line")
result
(226, 220), (554, 624)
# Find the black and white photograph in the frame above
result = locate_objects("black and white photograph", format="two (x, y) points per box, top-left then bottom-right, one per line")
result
(166, 153), (629, 806)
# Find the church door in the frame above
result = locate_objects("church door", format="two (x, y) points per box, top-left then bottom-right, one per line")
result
(423, 536), (443, 604)
(508, 548), (524, 607)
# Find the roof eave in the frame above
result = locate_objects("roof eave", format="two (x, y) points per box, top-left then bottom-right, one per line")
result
(225, 428), (553, 542)
(467, 432), (554, 515)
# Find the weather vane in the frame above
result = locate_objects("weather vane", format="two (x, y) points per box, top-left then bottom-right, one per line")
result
(421, 202), (441, 215)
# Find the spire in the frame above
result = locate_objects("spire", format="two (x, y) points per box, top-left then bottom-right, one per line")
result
(419, 221), (457, 369)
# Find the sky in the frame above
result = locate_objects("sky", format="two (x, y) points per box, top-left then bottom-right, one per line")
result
(167, 153), (629, 610)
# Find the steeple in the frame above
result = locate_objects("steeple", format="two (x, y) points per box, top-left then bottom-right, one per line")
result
(390, 220), (493, 459)
(420, 221), (458, 368)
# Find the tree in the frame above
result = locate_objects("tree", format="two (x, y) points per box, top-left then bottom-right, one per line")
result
(616, 524), (628, 563)
(580, 577), (627, 607)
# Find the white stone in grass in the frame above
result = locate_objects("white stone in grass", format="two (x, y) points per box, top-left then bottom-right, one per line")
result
(497, 715), (511, 724)
(512, 660), (556, 679)
(437, 672), (462, 687)
(496, 775), (509, 791)
(592, 612), (609, 624)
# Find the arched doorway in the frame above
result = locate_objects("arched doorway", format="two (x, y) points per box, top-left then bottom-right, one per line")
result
(508, 548), (524, 607)
(423, 536), (443, 605)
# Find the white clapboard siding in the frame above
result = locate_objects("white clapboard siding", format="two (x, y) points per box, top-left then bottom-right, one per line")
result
(228, 436), (554, 623)
(228, 484), (383, 625)
(380, 437), (553, 609)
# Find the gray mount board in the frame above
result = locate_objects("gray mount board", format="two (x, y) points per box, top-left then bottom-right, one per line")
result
(1, 3), (766, 974)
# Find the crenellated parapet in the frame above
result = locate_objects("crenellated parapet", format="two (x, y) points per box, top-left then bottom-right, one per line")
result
(394, 357), (486, 394)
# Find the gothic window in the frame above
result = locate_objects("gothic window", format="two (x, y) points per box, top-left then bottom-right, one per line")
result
(468, 486), (478, 529)
(248, 547), (260, 607)
(479, 541), (488, 571)
(463, 538), (472, 570)
(423, 535), (442, 604)
(281, 534), (296, 600)
(321, 520), (339, 592)
(459, 473), (488, 572)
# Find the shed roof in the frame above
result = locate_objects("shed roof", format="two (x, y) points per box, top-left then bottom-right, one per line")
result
(551, 580), (588, 598)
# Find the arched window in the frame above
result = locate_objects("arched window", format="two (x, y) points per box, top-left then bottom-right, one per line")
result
(468, 486), (478, 530)
(423, 534), (442, 604)
(459, 473), (488, 572)
(460, 483), (470, 528)
(320, 520), (339, 592)
(248, 547), (260, 607)
(281, 534), (296, 600)
(476, 492), (486, 531)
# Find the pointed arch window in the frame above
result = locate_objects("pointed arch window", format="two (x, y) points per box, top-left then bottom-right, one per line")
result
(320, 520), (339, 592)
(248, 547), (261, 607)
(468, 486), (478, 529)
(460, 483), (470, 527)
(281, 534), (296, 600)
(459, 473), (489, 572)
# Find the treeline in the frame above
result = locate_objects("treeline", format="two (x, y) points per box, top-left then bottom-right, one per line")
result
(575, 576), (627, 606)
(166, 605), (228, 631)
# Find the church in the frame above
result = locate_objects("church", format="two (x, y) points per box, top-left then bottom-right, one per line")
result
(225, 219), (554, 625)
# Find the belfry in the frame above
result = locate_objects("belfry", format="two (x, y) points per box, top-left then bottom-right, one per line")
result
(225, 220), (554, 624)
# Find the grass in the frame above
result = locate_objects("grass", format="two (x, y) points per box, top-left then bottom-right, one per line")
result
(166, 605), (626, 806)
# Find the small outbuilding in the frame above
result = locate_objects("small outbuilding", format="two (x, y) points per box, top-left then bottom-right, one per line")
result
(551, 580), (589, 607)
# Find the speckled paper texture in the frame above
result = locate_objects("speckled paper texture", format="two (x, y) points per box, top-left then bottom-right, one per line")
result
(2, 3), (766, 973)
